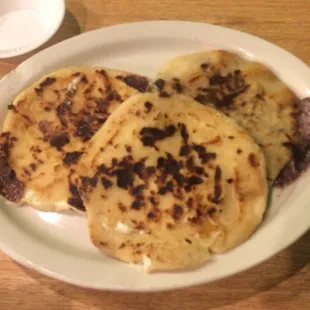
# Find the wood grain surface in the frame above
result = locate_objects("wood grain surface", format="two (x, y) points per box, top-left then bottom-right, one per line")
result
(0, 1), (309, 309)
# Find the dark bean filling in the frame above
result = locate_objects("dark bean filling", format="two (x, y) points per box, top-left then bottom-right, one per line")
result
(0, 133), (24, 202)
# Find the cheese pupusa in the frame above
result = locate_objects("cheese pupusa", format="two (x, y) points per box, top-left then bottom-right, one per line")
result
(76, 93), (268, 272)
(155, 50), (301, 182)
(0, 67), (154, 212)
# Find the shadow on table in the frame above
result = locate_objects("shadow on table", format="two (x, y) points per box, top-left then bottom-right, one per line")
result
(18, 230), (309, 310)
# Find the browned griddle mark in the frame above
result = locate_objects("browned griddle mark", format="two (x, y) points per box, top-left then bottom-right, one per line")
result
(179, 144), (191, 157)
(118, 203), (126, 212)
(166, 223), (174, 230)
(35, 77), (56, 95)
(114, 167), (134, 190)
(63, 152), (83, 165)
(96, 69), (112, 93)
(159, 91), (170, 98)
(81, 75), (88, 84)
(140, 125), (176, 147)
(207, 207), (217, 216)
(144, 101), (153, 113)
(194, 70), (249, 108)
(21, 114), (33, 125)
(248, 153), (260, 167)
(184, 176), (203, 192)
(96, 91), (121, 114)
(209, 166), (222, 204)
(179, 123), (189, 144)
(184, 157), (194, 173)
(30, 163), (36, 171)
(147, 208), (161, 222)
(56, 100), (73, 127)
(154, 79), (165, 90)
(7, 104), (16, 111)
(101, 176), (113, 189)
(116, 75), (149, 93)
(172, 78), (184, 94)
(171, 204), (184, 220)
(40, 77), (56, 88)
(79, 176), (98, 195)
(75, 119), (95, 142)
(67, 197), (85, 211)
(200, 63), (209, 70)
(158, 180), (174, 195)
(49, 132), (70, 151)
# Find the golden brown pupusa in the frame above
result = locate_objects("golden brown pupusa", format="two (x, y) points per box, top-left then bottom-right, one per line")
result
(155, 50), (301, 182)
(76, 93), (268, 272)
(0, 67), (154, 212)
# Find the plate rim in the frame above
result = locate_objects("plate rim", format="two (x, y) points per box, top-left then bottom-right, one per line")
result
(0, 20), (309, 292)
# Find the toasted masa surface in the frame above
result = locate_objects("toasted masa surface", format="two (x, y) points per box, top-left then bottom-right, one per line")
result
(76, 93), (268, 272)
(0, 67), (153, 212)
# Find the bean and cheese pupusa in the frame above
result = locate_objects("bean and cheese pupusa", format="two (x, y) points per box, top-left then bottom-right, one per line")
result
(0, 67), (154, 212)
(155, 50), (301, 182)
(76, 93), (268, 272)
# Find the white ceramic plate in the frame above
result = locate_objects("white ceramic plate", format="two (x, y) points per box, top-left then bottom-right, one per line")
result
(0, 21), (309, 292)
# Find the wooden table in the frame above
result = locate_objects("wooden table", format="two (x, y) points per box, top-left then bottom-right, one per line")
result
(0, 1), (309, 309)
